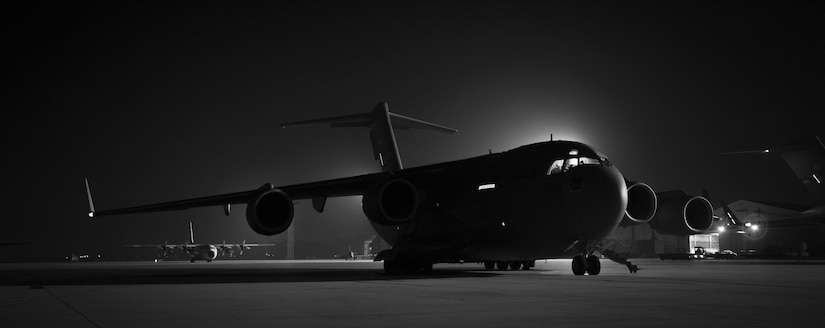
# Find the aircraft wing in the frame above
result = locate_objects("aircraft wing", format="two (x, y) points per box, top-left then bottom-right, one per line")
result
(127, 244), (184, 250)
(86, 163), (450, 218)
(236, 243), (276, 247)
(764, 213), (825, 229)
(87, 175), (377, 218)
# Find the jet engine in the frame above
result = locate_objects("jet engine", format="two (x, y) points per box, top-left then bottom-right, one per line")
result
(620, 181), (657, 226)
(246, 186), (294, 236)
(362, 178), (420, 225)
(648, 191), (713, 235)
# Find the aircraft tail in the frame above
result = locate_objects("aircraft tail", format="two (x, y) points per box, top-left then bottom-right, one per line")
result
(281, 102), (457, 172)
(724, 136), (825, 205)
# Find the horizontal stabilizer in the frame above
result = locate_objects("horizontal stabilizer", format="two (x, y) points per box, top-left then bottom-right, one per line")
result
(388, 112), (457, 134)
(281, 109), (457, 134)
(280, 102), (457, 172)
(281, 113), (373, 129)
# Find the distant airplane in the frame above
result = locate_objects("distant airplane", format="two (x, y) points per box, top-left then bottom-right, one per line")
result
(720, 136), (825, 230)
(344, 235), (378, 260)
(129, 221), (274, 262)
(215, 239), (276, 258)
(86, 102), (714, 274)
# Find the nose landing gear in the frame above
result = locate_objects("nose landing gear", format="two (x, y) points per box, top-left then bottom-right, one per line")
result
(571, 254), (601, 275)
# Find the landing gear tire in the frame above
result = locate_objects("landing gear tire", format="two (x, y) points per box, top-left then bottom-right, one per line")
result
(496, 261), (509, 270)
(484, 261), (496, 270)
(524, 260), (535, 270)
(571, 255), (586, 275)
(383, 258), (401, 274)
(585, 255), (601, 275)
(509, 262), (522, 270)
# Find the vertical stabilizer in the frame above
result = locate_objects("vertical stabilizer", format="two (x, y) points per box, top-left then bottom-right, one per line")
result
(369, 102), (403, 171)
(281, 102), (457, 172)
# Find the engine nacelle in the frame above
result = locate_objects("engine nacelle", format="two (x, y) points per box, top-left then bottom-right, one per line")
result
(362, 178), (419, 225)
(246, 185), (294, 236)
(620, 181), (657, 226)
(649, 191), (713, 235)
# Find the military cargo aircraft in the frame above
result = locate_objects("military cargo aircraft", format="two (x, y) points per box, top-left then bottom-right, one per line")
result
(129, 221), (274, 262)
(86, 102), (713, 274)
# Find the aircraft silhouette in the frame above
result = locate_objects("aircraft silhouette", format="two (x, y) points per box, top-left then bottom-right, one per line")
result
(86, 102), (713, 274)
(128, 221), (275, 262)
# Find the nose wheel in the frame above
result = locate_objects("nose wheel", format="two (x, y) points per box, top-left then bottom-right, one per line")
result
(571, 254), (601, 275)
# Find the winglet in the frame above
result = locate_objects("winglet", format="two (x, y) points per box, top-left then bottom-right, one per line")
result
(85, 178), (96, 219)
(189, 221), (195, 244)
(719, 199), (741, 226)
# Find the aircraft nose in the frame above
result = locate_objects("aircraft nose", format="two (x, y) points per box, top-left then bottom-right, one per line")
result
(570, 165), (628, 240)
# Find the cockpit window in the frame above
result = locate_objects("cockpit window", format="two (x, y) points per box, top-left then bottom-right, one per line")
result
(548, 159), (564, 175)
(547, 153), (604, 175)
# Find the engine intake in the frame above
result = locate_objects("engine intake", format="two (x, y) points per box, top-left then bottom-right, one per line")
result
(649, 191), (713, 235)
(362, 178), (419, 225)
(620, 181), (657, 226)
(246, 185), (294, 236)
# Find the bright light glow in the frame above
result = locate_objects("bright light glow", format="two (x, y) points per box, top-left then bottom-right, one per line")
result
(813, 174), (821, 184)
(569, 149), (579, 156)
(88, 212), (95, 218)
(501, 221), (506, 227)
(751, 225), (758, 231)
(763, 149), (770, 153)
(718, 226), (726, 232)
(478, 183), (496, 191)
(745, 222), (752, 227)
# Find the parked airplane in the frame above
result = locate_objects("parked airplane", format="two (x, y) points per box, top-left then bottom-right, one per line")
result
(216, 239), (276, 258)
(86, 102), (713, 274)
(129, 222), (274, 262)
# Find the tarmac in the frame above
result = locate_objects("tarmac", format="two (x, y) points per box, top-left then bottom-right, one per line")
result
(1, 258), (823, 328)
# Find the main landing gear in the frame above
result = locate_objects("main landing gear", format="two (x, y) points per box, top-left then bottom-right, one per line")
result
(571, 254), (601, 275)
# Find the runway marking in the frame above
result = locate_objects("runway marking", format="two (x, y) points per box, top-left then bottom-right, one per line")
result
(41, 286), (102, 328)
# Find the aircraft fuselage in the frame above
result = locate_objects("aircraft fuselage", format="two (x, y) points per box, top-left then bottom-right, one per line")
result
(369, 141), (628, 262)
(187, 244), (218, 262)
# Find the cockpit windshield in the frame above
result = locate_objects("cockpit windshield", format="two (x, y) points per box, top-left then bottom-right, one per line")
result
(547, 149), (606, 175)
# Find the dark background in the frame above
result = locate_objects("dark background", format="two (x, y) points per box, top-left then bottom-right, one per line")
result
(3, 1), (823, 260)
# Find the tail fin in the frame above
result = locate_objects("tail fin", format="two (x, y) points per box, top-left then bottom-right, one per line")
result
(281, 102), (457, 172)
(189, 221), (195, 244)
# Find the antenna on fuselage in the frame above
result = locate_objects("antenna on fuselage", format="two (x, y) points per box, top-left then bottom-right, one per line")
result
(551, 133), (553, 142)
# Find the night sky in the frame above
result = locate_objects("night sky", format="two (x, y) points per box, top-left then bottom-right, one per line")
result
(4, 1), (823, 259)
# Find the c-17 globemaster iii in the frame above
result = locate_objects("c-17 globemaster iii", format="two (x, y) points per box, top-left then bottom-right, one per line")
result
(86, 102), (713, 274)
